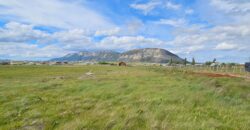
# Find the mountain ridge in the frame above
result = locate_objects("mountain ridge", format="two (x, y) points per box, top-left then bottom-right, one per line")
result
(50, 48), (184, 63)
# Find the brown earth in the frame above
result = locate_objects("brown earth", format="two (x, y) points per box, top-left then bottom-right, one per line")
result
(192, 72), (243, 78)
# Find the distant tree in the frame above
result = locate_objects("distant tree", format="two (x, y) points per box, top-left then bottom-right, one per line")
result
(191, 58), (195, 65)
(213, 58), (217, 63)
(228, 63), (237, 67)
(205, 61), (213, 66)
(184, 58), (187, 66)
(169, 58), (173, 65)
(98, 61), (109, 65)
(175, 61), (181, 64)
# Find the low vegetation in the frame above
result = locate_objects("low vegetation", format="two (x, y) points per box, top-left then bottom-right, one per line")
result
(0, 65), (249, 130)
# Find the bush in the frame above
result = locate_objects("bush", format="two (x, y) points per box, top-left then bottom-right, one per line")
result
(98, 61), (110, 65)
(205, 61), (213, 66)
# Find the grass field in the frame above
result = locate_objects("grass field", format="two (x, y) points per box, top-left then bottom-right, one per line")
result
(0, 65), (249, 130)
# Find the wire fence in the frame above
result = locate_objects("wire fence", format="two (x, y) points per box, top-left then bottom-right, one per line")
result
(165, 65), (250, 78)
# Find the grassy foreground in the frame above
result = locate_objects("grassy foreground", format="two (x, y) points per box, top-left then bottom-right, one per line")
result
(0, 65), (249, 130)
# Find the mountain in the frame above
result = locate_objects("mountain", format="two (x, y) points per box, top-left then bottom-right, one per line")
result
(119, 48), (183, 63)
(50, 48), (184, 63)
(0, 59), (10, 62)
(51, 50), (120, 62)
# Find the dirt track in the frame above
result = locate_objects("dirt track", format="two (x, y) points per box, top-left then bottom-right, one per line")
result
(192, 72), (250, 79)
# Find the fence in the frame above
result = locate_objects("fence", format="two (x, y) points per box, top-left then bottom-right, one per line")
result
(166, 65), (250, 78)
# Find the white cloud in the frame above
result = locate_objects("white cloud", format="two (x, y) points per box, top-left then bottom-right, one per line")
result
(120, 20), (145, 35)
(0, 22), (96, 54)
(211, 25), (250, 37)
(154, 19), (186, 27)
(130, 0), (181, 15)
(215, 42), (237, 50)
(169, 23), (250, 53)
(98, 36), (165, 50)
(0, 22), (49, 42)
(185, 9), (194, 14)
(165, 1), (181, 10)
(210, 0), (250, 14)
(0, 25), (98, 59)
(94, 28), (120, 36)
(53, 29), (91, 43)
(52, 29), (93, 51)
(1, 0), (249, 62)
(0, 22), (169, 59)
(171, 45), (205, 55)
(187, 45), (205, 52)
(0, 22), (93, 48)
(0, 42), (68, 60)
(196, 0), (250, 53)
(0, 0), (114, 30)
(130, 1), (161, 15)
(170, 34), (209, 45)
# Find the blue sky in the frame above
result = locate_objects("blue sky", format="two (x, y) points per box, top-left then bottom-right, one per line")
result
(0, 0), (249, 63)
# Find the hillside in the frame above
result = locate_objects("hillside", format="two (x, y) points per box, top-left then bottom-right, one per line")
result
(119, 48), (183, 63)
(50, 48), (184, 63)
(51, 51), (120, 62)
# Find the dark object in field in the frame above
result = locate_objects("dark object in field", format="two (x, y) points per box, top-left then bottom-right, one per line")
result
(0, 61), (10, 65)
(55, 62), (62, 65)
(118, 62), (126, 66)
(53, 76), (65, 80)
(245, 62), (250, 72)
(41, 62), (49, 65)
(54, 61), (68, 65)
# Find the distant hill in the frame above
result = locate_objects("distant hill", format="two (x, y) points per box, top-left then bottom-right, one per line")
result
(119, 48), (183, 63)
(50, 48), (184, 63)
(0, 59), (10, 62)
(51, 51), (120, 62)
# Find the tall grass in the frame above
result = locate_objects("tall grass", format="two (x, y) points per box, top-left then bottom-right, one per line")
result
(0, 65), (249, 130)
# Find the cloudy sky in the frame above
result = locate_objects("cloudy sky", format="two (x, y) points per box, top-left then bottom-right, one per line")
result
(0, 0), (249, 63)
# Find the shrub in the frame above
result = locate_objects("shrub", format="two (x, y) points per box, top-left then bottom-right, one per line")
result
(98, 61), (110, 65)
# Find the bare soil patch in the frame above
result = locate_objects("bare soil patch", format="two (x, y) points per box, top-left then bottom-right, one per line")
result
(192, 72), (241, 78)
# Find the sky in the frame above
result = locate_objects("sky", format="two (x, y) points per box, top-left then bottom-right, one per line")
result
(0, 0), (250, 63)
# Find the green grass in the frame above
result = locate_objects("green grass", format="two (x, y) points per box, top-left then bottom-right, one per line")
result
(0, 65), (249, 130)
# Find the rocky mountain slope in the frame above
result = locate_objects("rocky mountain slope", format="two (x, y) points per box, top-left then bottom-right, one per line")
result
(50, 48), (184, 63)
(118, 48), (183, 63)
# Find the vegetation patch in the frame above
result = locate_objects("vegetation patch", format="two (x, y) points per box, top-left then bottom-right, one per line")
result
(0, 65), (249, 130)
